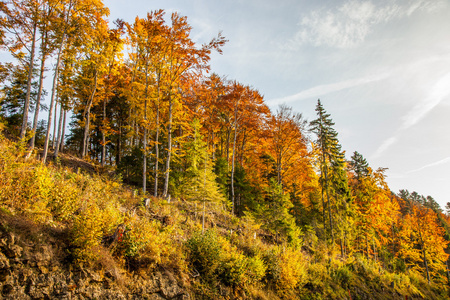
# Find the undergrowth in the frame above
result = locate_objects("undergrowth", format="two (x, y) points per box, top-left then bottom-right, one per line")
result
(0, 135), (448, 299)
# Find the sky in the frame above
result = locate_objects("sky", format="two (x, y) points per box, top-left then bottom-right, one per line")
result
(113, 0), (450, 207)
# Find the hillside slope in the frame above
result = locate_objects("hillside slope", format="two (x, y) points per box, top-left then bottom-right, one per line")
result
(0, 137), (448, 299)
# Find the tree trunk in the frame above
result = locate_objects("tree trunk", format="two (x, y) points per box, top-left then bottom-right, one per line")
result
(211, 132), (215, 161)
(42, 33), (65, 163)
(81, 70), (98, 157)
(320, 172), (326, 237)
(230, 107), (238, 215)
(101, 62), (115, 167)
(142, 63), (150, 194)
(226, 127), (231, 171)
(323, 159), (334, 245)
(154, 103), (160, 197)
(418, 229), (431, 284)
(446, 259), (450, 287)
(54, 101), (64, 159)
(30, 39), (47, 149)
(143, 99), (147, 194)
(153, 75), (161, 197)
(116, 119), (122, 164)
(52, 101), (58, 148)
(372, 236), (377, 262)
(163, 97), (173, 198)
(202, 147), (207, 234)
(101, 96), (107, 167)
(20, 22), (37, 140)
(60, 109), (66, 152)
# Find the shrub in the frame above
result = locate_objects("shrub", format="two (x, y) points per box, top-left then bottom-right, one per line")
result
(247, 254), (267, 283)
(186, 229), (224, 279)
(307, 262), (328, 290)
(264, 246), (307, 298)
(71, 204), (106, 262)
(277, 247), (307, 297)
(332, 265), (353, 288)
(220, 250), (251, 286)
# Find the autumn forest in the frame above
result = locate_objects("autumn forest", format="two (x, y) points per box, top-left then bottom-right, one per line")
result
(0, 0), (450, 299)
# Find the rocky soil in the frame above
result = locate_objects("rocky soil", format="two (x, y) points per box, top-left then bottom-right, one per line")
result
(0, 214), (189, 300)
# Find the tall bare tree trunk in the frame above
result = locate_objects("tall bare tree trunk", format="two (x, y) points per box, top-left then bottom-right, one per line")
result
(81, 71), (98, 157)
(323, 152), (334, 245)
(30, 38), (47, 149)
(230, 106), (238, 215)
(54, 101), (64, 159)
(20, 22), (37, 140)
(60, 109), (66, 152)
(101, 63), (115, 167)
(142, 63), (149, 194)
(153, 76), (161, 197)
(52, 101), (58, 148)
(42, 0), (73, 162)
(101, 96), (107, 167)
(42, 33), (64, 163)
(202, 147), (207, 234)
(162, 97), (173, 198)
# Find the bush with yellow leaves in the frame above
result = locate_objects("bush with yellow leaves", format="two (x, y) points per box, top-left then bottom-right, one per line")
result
(264, 246), (308, 299)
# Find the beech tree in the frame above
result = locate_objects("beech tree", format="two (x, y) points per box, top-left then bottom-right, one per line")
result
(158, 12), (226, 199)
(399, 204), (449, 284)
(268, 104), (308, 190)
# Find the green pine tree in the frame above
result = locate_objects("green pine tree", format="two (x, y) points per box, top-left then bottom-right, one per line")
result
(350, 151), (369, 180)
(174, 119), (225, 233)
(310, 99), (344, 245)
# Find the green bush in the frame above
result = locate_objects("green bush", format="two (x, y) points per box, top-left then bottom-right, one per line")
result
(307, 262), (328, 290)
(332, 265), (353, 288)
(186, 229), (223, 279)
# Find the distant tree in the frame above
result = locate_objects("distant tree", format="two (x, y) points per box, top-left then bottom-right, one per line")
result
(424, 196), (442, 214)
(0, 64), (38, 136)
(0, 0), (40, 139)
(350, 151), (369, 180)
(446, 202), (450, 216)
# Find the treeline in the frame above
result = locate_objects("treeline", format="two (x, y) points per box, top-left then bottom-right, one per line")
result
(0, 0), (449, 287)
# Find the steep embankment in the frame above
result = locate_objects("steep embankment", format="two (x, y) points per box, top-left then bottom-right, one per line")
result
(0, 199), (190, 300)
(0, 137), (448, 299)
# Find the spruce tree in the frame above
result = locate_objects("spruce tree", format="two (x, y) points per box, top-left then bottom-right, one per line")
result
(350, 151), (369, 180)
(310, 99), (342, 244)
(175, 119), (225, 233)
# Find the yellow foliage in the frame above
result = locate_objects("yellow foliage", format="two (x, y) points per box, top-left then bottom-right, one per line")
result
(72, 204), (106, 262)
(276, 247), (307, 298)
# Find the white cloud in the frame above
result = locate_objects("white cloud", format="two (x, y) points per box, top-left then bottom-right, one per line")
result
(400, 72), (450, 130)
(372, 136), (397, 159)
(407, 156), (450, 173)
(369, 71), (450, 159)
(268, 72), (388, 104)
(294, 0), (445, 48)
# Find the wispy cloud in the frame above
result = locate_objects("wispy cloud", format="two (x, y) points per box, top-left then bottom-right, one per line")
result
(372, 71), (450, 158)
(268, 72), (388, 105)
(293, 0), (445, 48)
(372, 137), (397, 159)
(407, 156), (450, 173)
(400, 72), (450, 129)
